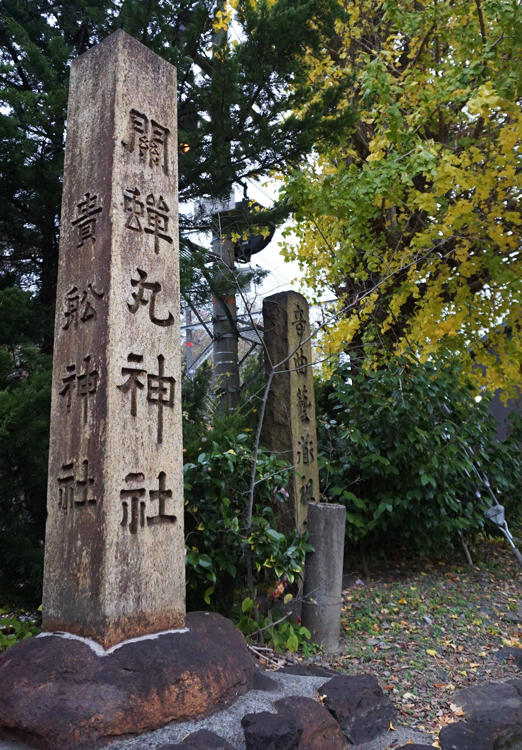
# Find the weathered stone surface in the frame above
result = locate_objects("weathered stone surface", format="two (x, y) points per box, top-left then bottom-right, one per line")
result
(275, 696), (348, 750)
(450, 681), (522, 749)
(252, 668), (280, 691)
(0, 613), (253, 750)
(301, 502), (346, 652)
(396, 746), (434, 750)
(496, 647), (522, 669)
(262, 291), (319, 534)
(241, 711), (302, 750)
(453, 681), (522, 714)
(42, 28), (184, 648)
(439, 721), (493, 750)
(507, 678), (522, 695)
(157, 729), (237, 749)
(321, 673), (397, 745)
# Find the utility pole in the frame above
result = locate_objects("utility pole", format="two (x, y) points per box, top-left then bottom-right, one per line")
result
(184, 307), (195, 371)
(209, 8), (241, 412)
(211, 228), (240, 410)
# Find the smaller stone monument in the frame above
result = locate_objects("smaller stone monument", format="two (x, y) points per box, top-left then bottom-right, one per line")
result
(262, 291), (320, 534)
(262, 292), (346, 652)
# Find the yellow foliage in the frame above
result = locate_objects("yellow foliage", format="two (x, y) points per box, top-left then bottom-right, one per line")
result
(281, 0), (521, 393)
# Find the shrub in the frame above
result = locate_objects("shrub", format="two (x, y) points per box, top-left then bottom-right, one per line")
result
(316, 353), (521, 556)
(182, 362), (311, 613)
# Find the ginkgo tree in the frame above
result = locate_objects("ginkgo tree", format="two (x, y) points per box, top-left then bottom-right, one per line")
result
(282, 0), (521, 396)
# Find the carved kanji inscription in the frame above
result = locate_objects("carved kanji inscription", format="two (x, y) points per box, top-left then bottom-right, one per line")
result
(128, 268), (174, 327)
(57, 458), (96, 513)
(294, 347), (308, 375)
(124, 188), (173, 254)
(62, 283), (104, 330)
(300, 478), (315, 506)
(297, 385), (312, 423)
(293, 304), (307, 340)
(297, 434), (314, 465)
(122, 109), (170, 174)
(71, 192), (102, 247)
(118, 353), (175, 443)
(120, 471), (176, 534)
(58, 355), (99, 423)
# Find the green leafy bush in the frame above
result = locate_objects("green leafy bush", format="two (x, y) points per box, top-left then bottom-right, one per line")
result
(316, 353), (521, 556)
(182, 362), (311, 612)
(0, 607), (41, 653)
(238, 596), (316, 655)
(184, 430), (311, 610)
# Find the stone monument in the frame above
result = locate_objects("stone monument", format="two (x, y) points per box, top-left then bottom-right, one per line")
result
(262, 292), (346, 651)
(262, 291), (320, 533)
(41, 26), (184, 649)
(0, 30), (253, 750)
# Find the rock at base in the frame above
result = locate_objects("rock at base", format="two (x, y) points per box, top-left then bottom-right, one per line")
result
(157, 728), (237, 749)
(0, 612), (253, 750)
(279, 664), (338, 678)
(252, 667), (280, 692)
(495, 647), (522, 669)
(241, 710), (303, 750)
(274, 695), (348, 750)
(320, 673), (397, 744)
(447, 681), (522, 749)
(439, 721), (493, 750)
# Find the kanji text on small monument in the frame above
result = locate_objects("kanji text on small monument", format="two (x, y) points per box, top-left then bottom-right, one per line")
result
(262, 291), (320, 534)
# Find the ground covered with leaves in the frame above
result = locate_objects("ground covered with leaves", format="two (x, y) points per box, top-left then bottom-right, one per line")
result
(286, 540), (522, 742)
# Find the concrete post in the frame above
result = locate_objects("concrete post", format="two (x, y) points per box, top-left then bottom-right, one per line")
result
(302, 502), (346, 652)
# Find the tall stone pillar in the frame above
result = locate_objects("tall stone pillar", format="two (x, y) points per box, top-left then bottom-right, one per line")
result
(262, 291), (320, 534)
(42, 30), (184, 648)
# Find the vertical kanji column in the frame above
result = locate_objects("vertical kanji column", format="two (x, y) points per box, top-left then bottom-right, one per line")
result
(42, 30), (184, 648)
(262, 291), (320, 534)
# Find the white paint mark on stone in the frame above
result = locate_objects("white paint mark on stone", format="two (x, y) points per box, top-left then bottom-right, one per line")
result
(37, 627), (190, 656)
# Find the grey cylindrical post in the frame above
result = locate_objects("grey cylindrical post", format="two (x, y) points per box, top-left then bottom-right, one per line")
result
(302, 502), (346, 652)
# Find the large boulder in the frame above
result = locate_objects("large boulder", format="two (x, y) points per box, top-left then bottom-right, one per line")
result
(495, 648), (522, 669)
(0, 612), (254, 750)
(320, 673), (397, 744)
(157, 729), (237, 749)
(446, 681), (522, 750)
(241, 710), (303, 750)
(274, 695), (348, 750)
(439, 721), (493, 750)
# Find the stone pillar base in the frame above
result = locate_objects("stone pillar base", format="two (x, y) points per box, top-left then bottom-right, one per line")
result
(0, 612), (254, 750)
